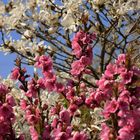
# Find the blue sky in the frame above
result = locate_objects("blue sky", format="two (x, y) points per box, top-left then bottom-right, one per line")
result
(0, 51), (34, 78)
(0, 52), (16, 78)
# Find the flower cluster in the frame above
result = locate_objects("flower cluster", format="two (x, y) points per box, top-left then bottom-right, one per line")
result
(71, 31), (96, 76)
(86, 54), (140, 140)
(34, 55), (88, 138)
(34, 55), (85, 111)
(9, 55), (89, 139)
(35, 55), (58, 92)
(0, 82), (16, 139)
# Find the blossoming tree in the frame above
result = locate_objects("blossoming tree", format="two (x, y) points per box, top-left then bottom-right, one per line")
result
(0, 0), (140, 140)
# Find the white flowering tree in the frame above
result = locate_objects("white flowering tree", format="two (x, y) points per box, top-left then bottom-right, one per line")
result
(0, 0), (140, 140)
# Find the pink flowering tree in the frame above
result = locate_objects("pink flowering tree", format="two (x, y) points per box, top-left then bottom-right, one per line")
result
(0, 0), (140, 140)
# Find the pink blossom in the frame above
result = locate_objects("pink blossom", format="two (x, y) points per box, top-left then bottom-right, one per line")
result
(29, 126), (38, 140)
(37, 78), (46, 90)
(68, 104), (78, 114)
(72, 41), (82, 58)
(72, 131), (87, 140)
(34, 99), (39, 106)
(26, 79), (38, 98)
(120, 70), (133, 84)
(20, 99), (27, 110)
(100, 123), (111, 140)
(66, 126), (72, 135)
(0, 103), (13, 119)
(73, 31), (96, 45)
(44, 81), (55, 92)
(0, 83), (9, 96)
(80, 55), (91, 66)
(118, 82), (126, 93)
(35, 55), (52, 72)
(6, 95), (16, 107)
(131, 96), (140, 106)
(131, 66), (140, 76)
(10, 67), (20, 80)
(119, 110), (140, 132)
(66, 88), (75, 100)
(42, 125), (51, 139)
(131, 110), (140, 132)
(103, 99), (119, 119)
(25, 90), (37, 98)
(84, 46), (93, 60)
(52, 123), (63, 138)
(117, 102), (129, 116)
(59, 110), (71, 125)
(93, 91), (105, 103)
(26, 113), (39, 125)
(42, 103), (48, 111)
(74, 31), (83, 41)
(66, 80), (75, 88)
(85, 97), (94, 106)
(0, 103), (15, 138)
(50, 107), (57, 115)
(0, 120), (12, 137)
(25, 108), (40, 125)
(81, 34), (91, 44)
(80, 82), (86, 89)
(117, 127), (134, 140)
(117, 66), (127, 74)
(51, 118), (58, 128)
(116, 54), (126, 65)
(118, 90), (131, 103)
(73, 96), (83, 105)
(18, 134), (25, 140)
(96, 78), (113, 91)
(105, 63), (117, 78)
(55, 83), (65, 93)
(71, 31), (94, 64)
(44, 71), (56, 83)
(55, 132), (68, 140)
(117, 110), (140, 140)
(71, 60), (85, 76)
